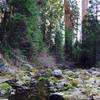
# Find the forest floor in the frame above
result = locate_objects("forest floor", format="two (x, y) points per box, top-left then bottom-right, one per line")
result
(0, 66), (100, 100)
(0, 53), (100, 100)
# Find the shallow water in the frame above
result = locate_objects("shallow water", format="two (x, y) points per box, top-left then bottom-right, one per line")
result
(8, 80), (49, 100)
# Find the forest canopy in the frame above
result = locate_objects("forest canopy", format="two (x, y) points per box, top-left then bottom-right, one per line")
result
(0, 0), (100, 68)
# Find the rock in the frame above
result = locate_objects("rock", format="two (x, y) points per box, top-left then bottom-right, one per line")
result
(96, 74), (100, 77)
(57, 63), (68, 69)
(0, 63), (7, 73)
(88, 95), (95, 100)
(0, 99), (8, 100)
(10, 89), (16, 95)
(56, 79), (68, 91)
(36, 69), (46, 77)
(52, 69), (63, 77)
(22, 75), (31, 81)
(86, 78), (96, 85)
(7, 67), (17, 74)
(91, 67), (97, 71)
(0, 83), (12, 97)
(0, 91), (5, 96)
(96, 80), (100, 86)
(49, 81), (54, 86)
(94, 95), (100, 100)
(49, 78), (68, 92)
(79, 70), (91, 80)
(64, 70), (75, 77)
(24, 63), (33, 69)
(48, 93), (64, 100)
(0, 76), (9, 84)
(0, 64), (4, 67)
(49, 87), (57, 92)
(92, 71), (100, 77)
(16, 80), (24, 86)
(10, 91), (15, 95)
(64, 88), (87, 100)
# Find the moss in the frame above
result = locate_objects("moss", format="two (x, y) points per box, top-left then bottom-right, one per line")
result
(63, 92), (73, 100)
(38, 76), (48, 81)
(95, 77), (100, 80)
(48, 76), (60, 83)
(64, 95), (71, 100)
(0, 83), (11, 92)
(64, 83), (74, 90)
(65, 75), (73, 81)
(45, 69), (52, 78)
(15, 70), (28, 80)
(70, 79), (79, 87)
(30, 68), (38, 76)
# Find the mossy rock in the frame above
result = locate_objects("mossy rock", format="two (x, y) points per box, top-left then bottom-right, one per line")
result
(15, 70), (28, 80)
(70, 79), (79, 87)
(64, 83), (74, 90)
(63, 92), (74, 100)
(45, 69), (52, 78)
(30, 67), (38, 76)
(0, 83), (12, 93)
(38, 76), (48, 81)
(48, 76), (60, 83)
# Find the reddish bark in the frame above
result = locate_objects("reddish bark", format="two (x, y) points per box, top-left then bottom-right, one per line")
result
(64, 0), (74, 29)
(82, 0), (88, 18)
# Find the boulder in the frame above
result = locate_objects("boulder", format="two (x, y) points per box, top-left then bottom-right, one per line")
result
(52, 69), (63, 77)
(48, 93), (64, 100)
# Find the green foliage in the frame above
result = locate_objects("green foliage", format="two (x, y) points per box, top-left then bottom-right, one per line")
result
(25, 0), (43, 54)
(80, 0), (98, 67)
(12, 0), (44, 56)
(0, 0), (81, 62)
(65, 28), (74, 56)
(39, 0), (63, 50)
(64, 0), (80, 61)
(80, 5), (100, 67)
(55, 30), (64, 58)
(72, 41), (81, 62)
(0, 47), (12, 56)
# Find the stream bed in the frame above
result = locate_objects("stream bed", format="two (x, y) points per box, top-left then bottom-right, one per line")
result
(0, 67), (100, 100)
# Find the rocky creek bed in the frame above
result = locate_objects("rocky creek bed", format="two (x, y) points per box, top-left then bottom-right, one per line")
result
(0, 67), (100, 100)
